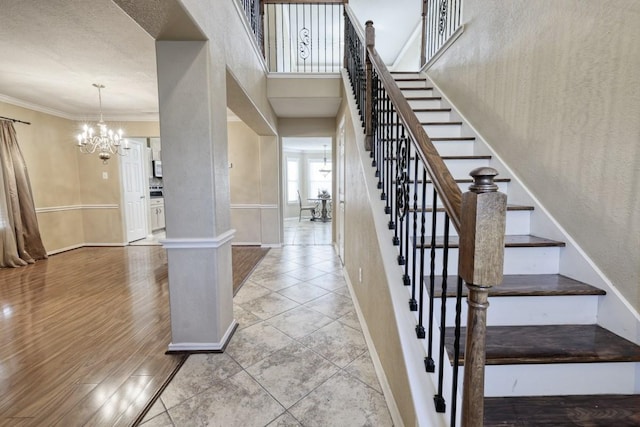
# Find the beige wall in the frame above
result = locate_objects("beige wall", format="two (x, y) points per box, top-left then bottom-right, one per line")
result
(228, 120), (263, 244)
(338, 95), (417, 427)
(428, 0), (640, 311)
(0, 100), (162, 252)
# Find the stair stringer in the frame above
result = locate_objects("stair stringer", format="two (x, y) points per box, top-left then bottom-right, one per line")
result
(341, 70), (451, 427)
(423, 72), (640, 358)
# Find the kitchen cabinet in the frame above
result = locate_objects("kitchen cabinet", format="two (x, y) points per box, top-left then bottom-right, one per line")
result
(150, 198), (165, 231)
(150, 138), (162, 161)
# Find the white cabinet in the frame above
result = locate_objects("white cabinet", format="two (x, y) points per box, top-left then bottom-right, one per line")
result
(150, 138), (162, 161)
(150, 198), (165, 231)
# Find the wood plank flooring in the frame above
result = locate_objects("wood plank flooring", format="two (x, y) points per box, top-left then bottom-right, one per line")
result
(0, 246), (182, 426)
(231, 246), (270, 295)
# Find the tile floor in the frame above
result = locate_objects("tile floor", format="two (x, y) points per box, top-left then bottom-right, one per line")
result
(140, 219), (393, 426)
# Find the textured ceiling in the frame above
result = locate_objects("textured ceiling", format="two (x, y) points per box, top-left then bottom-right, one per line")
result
(0, 0), (420, 121)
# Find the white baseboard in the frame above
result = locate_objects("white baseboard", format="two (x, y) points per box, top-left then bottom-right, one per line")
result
(343, 269), (404, 427)
(167, 320), (238, 352)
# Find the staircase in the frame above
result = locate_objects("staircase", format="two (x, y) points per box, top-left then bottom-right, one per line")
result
(390, 72), (640, 426)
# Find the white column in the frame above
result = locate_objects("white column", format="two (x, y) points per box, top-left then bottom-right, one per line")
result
(156, 41), (236, 351)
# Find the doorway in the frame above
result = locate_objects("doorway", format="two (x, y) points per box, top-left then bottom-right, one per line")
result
(120, 138), (149, 242)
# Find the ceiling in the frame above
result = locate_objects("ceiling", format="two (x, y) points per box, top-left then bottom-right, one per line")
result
(0, 0), (420, 122)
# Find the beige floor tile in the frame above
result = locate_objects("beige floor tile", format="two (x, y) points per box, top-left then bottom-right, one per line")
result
(344, 353), (383, 393)
(277, 282), (329, 304)
(300, 321), (367, 367)
(226, 322), (294, 368)
(289, 371), (392, 427)
(238, 292), (299, 320)
(304, 292), (354, 319)
(168, 371), (285, 427)
(161, 353), (242, 409)
(266, 305), (334, 339)
(246, 342), (339, 408)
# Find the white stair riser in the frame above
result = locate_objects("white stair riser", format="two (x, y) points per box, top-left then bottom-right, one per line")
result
(433, 140), (475, 156)
(408, 99), (442, 109)
(443, 158), (490, 178)
(476, 363), (640, 396)
(422, 124), (462, 138)
(438, 295), (599, 327)
(396, 80), (428, 88)
(407, 210), (530, 236)
(403, 246), (561, 275)
(401, 89), (434, 97)
(414, 110), (451, 122)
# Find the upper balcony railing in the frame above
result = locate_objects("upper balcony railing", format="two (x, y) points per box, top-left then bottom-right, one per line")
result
(238, 0), (345, 73)
(421, 0), (463, 67)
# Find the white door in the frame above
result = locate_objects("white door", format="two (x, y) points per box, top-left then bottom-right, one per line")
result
(337, 122), (346, 264)
(121, 139), (148, 242)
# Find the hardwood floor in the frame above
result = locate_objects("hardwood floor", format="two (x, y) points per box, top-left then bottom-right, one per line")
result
(0, 247), (185, 426)
(231, 246), (270, 295)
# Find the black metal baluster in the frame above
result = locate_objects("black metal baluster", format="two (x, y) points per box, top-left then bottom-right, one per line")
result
(396, 135), (408, 265)
(416, 168), (427, 339)
(425, 187), (438, 373)
(434, 214), (450, 413)
(409, 152), (419, 309)
(402, 128), (411, 284)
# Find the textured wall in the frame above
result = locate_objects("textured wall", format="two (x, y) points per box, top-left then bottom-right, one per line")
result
(339, 96), (417, 427)
(428, 0), (640, 311)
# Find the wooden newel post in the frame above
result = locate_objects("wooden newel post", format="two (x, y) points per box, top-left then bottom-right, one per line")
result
(459, 167), (507, 426)
(364, 20), (374, 151)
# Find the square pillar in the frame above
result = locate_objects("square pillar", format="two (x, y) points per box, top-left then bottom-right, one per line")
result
(156, 41), (236, 351)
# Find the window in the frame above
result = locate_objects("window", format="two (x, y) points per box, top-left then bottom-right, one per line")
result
(287, 157), (299, 203)
(308, 159), (332, 198)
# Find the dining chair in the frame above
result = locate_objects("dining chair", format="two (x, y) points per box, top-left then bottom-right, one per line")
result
(297, 190), (316, 221)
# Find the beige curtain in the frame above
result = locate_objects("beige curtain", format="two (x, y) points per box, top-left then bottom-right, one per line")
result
(0, 120), (47, 267)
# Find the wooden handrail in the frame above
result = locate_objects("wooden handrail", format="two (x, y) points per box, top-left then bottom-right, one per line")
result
(364, 22), (462, 232)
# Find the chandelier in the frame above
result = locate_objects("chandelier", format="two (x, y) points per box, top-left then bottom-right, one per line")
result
(76, 84), (129, 164)
(319, 144), (331, 177)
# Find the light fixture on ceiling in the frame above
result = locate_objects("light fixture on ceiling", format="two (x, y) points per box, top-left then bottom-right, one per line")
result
(76, 83), (129, 164)
(319, 144), (331, 177)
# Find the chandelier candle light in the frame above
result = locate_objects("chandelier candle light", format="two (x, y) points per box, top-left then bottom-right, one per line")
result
(76, 83), (129, 164)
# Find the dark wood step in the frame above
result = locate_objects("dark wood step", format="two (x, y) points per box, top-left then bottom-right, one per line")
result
(400, 87), (434, 91)
(392, 77), (425, 81)
(415, 235), (566, 249)
(376, 137), (476, 142)
(405, 96), (442, 101)
(484, 394), (640, 426)
(408, 204), (532, 215)
(393, 177), (511, 185)
(445, 324), (640, 365)
(382, 121), (462, 127)
(433, 274), (605, 298)
(385, 155), (492, 161)
(378, 108), (451, 113)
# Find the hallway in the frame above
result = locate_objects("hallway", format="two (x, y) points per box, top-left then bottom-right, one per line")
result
(140, 219), (394, 426)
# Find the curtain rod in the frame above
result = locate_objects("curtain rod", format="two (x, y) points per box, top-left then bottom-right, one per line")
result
(0, 115), (31, 125)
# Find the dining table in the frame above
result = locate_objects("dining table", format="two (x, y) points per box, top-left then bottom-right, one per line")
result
(307, 196), (332, 222)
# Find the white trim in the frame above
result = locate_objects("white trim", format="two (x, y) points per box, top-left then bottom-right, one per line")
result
(167, 320), (238, 352)
(0, 94), (159, 122)
(261, 243), (282, 248)
(343, 269), (404, 427)
(420, 24), (465, 73)
(267, 72), (342, 79)
(232, 241), (262, 246)
(84, 242), (127, 247)
(36, 204), (119, 213)
(230, 204), (278, 210)
(47, 243), (84, 256)
(161, 229), (236, 249)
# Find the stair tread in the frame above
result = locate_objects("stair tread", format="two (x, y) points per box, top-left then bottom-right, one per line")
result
(394, 177), (511, 184)
(484, 394), (640, 426)
(415, 235), (566, 248)
(400, 87), (434, 90)
(385, 155), (491, 160)
(405, 96), (442, 100)
(379, 108), (451, 112)
(433, 274), (605, 297)
(409, 204), (533, 213)
(444, 324), (640, 365)
(376, 136), (476, 142)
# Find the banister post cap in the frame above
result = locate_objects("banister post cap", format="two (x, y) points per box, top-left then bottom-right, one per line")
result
(365, 21), (375, 47)
(469, 167), (499, 193)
